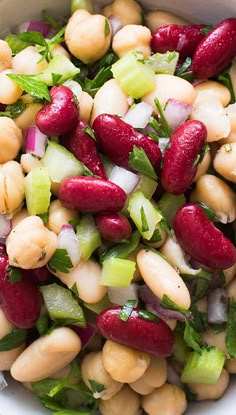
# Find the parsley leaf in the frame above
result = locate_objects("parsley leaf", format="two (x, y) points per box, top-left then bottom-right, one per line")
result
(0, 328), (27, 351)
(83, 66), (113, 97)
(48, 249), (73, 273)
(184, 319), (202, 354)
(154, 98), (171, 138)
(195, 201), (216, 221)
(201, 25), (213, 36)
(35, 313), (49, 336)
(88, 380), (105, 395)
(5, 33), (29, 54)
(217, 71), (236, 104)
(100, 230), (140, 262)
(6, 265), (22, 284)
(83, 126), (96, 141)
(226, 300), (236, 358)
(18, 30), (47, 47)
(176, 57), (194, 82)
(161, 294), (192, 318)
(138, 310), (158, 322)
(140, 206), (149, 232)
(119, 300), (137, 321)
(7, 73), (51, 101)
(42, 9), (61, 30)
(129, 146), (157, 180)
(0, 99), (26, 119)
(148, 228), (162, 243)
(104, 19), (110, 37)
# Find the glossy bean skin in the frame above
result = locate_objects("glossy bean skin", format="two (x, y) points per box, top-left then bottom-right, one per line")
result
(161, 120), (207, 194)
(63, 119), (107, 179)
(151, 24), (206, 58)
(92, 114), (162, 173)
(95, 213), (132, 241)
(192, 18), (236, 78)
(58, 176), (127, 213)
(173, 203), (236, 269)
(96, 306), (174, 358)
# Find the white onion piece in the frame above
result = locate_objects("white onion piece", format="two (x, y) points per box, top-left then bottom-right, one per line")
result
(57, 224), (81, 268)
(163, 99), (191, 132)
(123, 102), (153, 129)
(109, 165), (140, 195)
(108, 283), (139, 305)
(0, 214), (12, 238)
(108, 15), (123, 36)
(16, 21), (51, 37)
(158, 137), (170, 155)
(0, 372), (8, 392)
(63, 80), (83, 100)
(25, 126), (47, 158)
(207, 288), (228, 325)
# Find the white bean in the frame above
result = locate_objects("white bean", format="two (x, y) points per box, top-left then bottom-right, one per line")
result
(145, 11), (189, 33)
(213, 142), (236, 183)
(0, 39), (12, 72)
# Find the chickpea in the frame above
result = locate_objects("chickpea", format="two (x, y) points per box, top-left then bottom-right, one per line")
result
(145, 10), (189, 33)
(142, 74), (196, 113)
(51, 43), (70, 59)
(80, 91), (94, 123)
(103, 0), (142, 26)
(213, 142), (236, 183)
(81, 351), (123, 400)
(0, 117), (23, 163)
(0, 69), (22, 104)
(12, 46), (48, 74)
(201, 329), (228, 356)
(0, 40), (12, 72)
(65, 9), (112, 64)
(91, 78), (129, 124)
(224, 264), (236, 286)
(196, 296), (208, 313)
(188, 368), (229, 400)
(190, 174), (236, 223)
(0, 161), (25, 215)
(227, 277), (236, 300)
(11, 327), (81, 382)
(220, 103), (236, 144)
(102, 340), (150, 383)
(193, 150), (211, 182)
(142, 383), (187, 415)
(14, 103), (43, 130)
(11, 208), (28, 228)
(194, 81), (231, 107)
(99, 384), (141, 415)
(6, 216), (57, 269)
(225, 358), (236, 374)
(56, 258), (107, 304)
(47, 199), (79, 235)
(130, 355), (167, 395)
(112, 25), (151, 59)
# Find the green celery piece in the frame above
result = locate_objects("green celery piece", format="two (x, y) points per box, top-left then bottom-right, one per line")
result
(147, 51), (179, 75)
(83, 294), (113, 314)
(41, 141), (83, 183)
(128, 191), (162, 240)
(24, 167), (51, 215)
(172, 331), (190, 364)
(41, 283), (86, 327)
(76, 214), (101, 261)
(158, 193), (186, 227)
(37, 55), (80, 86)
(111, 51), (156, 99)
(100, 258), (136, 288)
(181, 347), (225, 384)
(135, 174), (158, 199)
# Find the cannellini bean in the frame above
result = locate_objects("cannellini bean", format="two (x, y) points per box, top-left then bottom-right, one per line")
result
(102, 340), (150, 383)
(227, 277), (236, 300)
(201, 329), (228, 356)
(6, 216), (57, 269)
(0, 161), (25, 215)
(91, 78), (129, 124)
(190, 93), (231, 142)
(56, 259), (107, 304)
(12, 46), (48, 74)
(190, 174), (236, 223)
(194, 80), (231, 107)
(20, 154), (43, 174)
(213, 142), (236, 183)
(81, 351), (123, 400)
(193, 150), (211, 182)
(142, 74), (196, 113)
(80, 91), (94, 123)
(224, 264), (236, 286)
(137, 249), (191, 309)
(99, 384), (141, 415)
(112, 25), (151, 58)
(188, 368), (229, 400)
(145, 10), (189, 33)
(65, 9), (112, 64)
(129, 355), (167, 395)
(47, 199), (79, 235)
(51, 43), (70, 59)
(11, 208), (28, 228)
(144, 222), (167, 249)
(103, 0), (142, 26)
(11, 327), (81, 382)
(142, 383), (187, 415)
(0, 39), (12, 72)
(220, 103), (236, 144)
(225, 358), (236, 373)
(14, 103), (43, 130)
(0, 117), (23, 163)
(0, 69), (22, 104)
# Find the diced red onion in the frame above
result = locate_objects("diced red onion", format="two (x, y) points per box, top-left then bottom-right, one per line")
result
(123, 102), (153, 129)
(63, 80), (83, 100)
(163, 99), (191, 132)
(108, 15), (123, 36)
(71, 323), (97, 349)
(0, 214), (12, 239)
(16, 21), (51, 37)
(167, 362), (183, 388)
(109, 165), (140, 195)
(57, 224), (81, 268)
(25, 125), (47, 158)
(108, 283), (139, 305)
(207, 288), (228, 325)
(0, 372), (8, 392)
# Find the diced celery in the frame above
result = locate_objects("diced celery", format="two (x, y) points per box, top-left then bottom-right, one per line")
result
(173, 331), (190, 364)
(83, 294), (113, 314)
(147, 51), (179, 75)
(128, 191), (162, 240)
(111, 51), (156, 99)
(71, 0), (93, 13)
(100, 258), (136, 288)
(24, 167), (51, 215)
(37, 55), (80, 86)
(181, 347), (225, 384)
(41, 283), (86, 327)
(76, 214), (101, 261)
(135, 174), (158, 199)
(158, 193), (186, 227)
(41, 141), (83, 183)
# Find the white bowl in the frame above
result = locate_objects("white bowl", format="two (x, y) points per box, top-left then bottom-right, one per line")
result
(0, 0), (235, 413)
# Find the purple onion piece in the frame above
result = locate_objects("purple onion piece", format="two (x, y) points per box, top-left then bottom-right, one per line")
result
(71, 323), (97, 349)
(108, 15), (123, 36)
(167, 362), (183, 389)
(207, 288), (228, 325)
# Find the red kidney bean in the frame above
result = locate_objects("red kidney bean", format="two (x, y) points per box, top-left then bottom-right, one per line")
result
(96, 306), (174, 358)
(92, 114), (162, 173)
(173, 203), (236, 269)
(0, 255), (41, 328)
(192, 18), (236, 78)
(95, 213), (132, 241)
(151, 24), (206, 58)
(58, 176), (127, 213)
(63, 120), (107, 179)
(30, 266), (51, 283)
(161, 120), (207, 195)
(36, 85), (79, 136)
